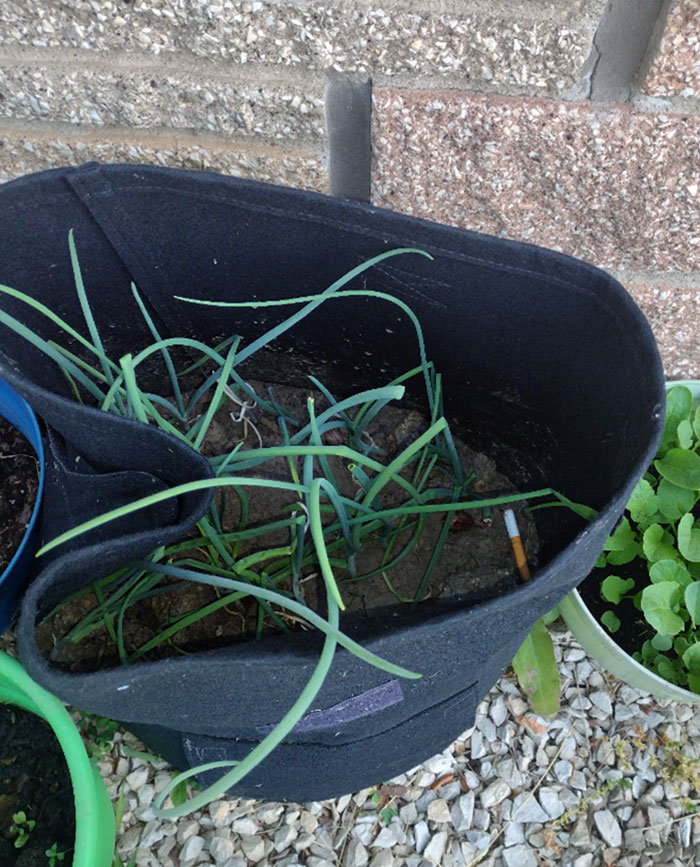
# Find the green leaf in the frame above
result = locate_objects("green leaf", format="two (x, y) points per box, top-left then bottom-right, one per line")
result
(678, 419), (694, 450)
(641, 639), (658, 662)
(600, 610), (621, 633)
(605, 542), (640, 566)
(675, 635), (690, 657)
(683, 642), (700, 673)
(627, 478), (657, 522)
(649, 559), (692, 587)
(651, 632), (673, 651)
(654, 448), (700, 491)
(600, 575), (635, 604)
(688, 673), (700, 695)
(667, 385), (694, 416)
(643, 524), (679, 562)
(604, 518), (637, 551)
(693, 405), (700, 441)
(640, 582), (685, 635)
(655, 655), (680, 684)
(664, 386), (693, 447)
(679, 513), (700, 562)
(541, 606), (560, 626)
(656, 479), (697, 522)
(511, 618), (560, 717)
(170, 778), (188, 808)
(686, 582), (700, 627)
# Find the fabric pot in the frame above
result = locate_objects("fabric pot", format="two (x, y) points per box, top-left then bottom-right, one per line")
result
(0, 376), (45, 633)
(0, 163), (665, 801)
(559, 380), (700, 704)
(0, 650), (115, 866)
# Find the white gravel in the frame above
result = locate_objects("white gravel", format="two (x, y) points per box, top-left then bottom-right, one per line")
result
(78, 626), (700, 866)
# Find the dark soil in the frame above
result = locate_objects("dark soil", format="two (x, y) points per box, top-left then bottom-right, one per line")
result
(578, 562), (654, 658)
(0, 417), (39, 574)
(0, 705), (75, 867)
(38, 381), (540, 672)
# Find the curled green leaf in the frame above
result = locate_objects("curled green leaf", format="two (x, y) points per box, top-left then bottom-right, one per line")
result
(656, 479), (697, 523)
(600, 610), (620, 633)
(511, 618), (560, 717)
(679, 513), (700, 563)
(684, 581), (700, 628)
(649, 559), (692, 587)
(640, 582), (685, 636)
(651, 632), (673, 652)
(642, 524), (679, 563)
(627, 478), (657, 522)
(654, 448), (700, 491)
(600, 575), (635, 604)
(678, 419), (694, 450)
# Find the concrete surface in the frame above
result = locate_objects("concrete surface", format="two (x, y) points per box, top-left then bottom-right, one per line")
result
(0, 125), (328, 192)
(0, 0), (606, 96)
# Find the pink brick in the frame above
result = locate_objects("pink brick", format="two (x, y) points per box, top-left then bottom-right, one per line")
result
(643, 0), (700, 98)
(626, 283), (700, 380)
(372, 89), (700, 274)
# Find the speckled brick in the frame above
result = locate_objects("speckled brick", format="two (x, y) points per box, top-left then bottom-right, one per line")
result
(0, 65), (324, 142)
(0, 0), (606, 96)
(643, 0), (700, 98)
(624, 282), (700, 380)
(0, 127), (327, 191)
(372, 89), (700, 274)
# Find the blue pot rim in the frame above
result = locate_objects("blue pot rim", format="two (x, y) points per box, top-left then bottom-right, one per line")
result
(0, 377), (45, 591)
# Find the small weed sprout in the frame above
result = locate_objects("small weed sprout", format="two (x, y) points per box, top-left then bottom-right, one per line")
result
(77, 710), (119, 763)
(548, 776), (633, 832)
(45, 842), (67, 866)
(369, 788), (400, 825)
(10, 811), (36, 848)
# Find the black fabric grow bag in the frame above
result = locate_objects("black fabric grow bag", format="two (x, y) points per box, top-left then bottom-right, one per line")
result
(0, 163), (664, 802)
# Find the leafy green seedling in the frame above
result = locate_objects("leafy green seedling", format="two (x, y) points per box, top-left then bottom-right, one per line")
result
(600, 610), (621, 633)
(601, 575), (635, 605)
(10, 811), (35, 848)
(46, 842), (67, 866)
(77, 711), (119, 763)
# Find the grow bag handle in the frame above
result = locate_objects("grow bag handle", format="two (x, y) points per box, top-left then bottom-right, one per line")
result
(0, 362), (214, 578)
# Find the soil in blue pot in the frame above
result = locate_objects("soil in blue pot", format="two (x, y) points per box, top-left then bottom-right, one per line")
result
(0, 416), (39, 575)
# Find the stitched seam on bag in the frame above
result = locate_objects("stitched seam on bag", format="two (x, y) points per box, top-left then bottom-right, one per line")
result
(1, 186), (602, 291)
(67, 170), (191, 336)
(185, 679), (479, 748)
(1, 181), (654, 371)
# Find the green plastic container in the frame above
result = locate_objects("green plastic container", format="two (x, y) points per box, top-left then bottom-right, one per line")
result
(0, 650), (115, 865)
(559, 380), (700, 703)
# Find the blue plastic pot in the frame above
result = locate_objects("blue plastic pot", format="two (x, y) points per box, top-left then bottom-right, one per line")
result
(0, 377), (44, 633)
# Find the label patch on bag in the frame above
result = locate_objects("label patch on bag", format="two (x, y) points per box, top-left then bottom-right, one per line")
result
(256, 679), (405, 734)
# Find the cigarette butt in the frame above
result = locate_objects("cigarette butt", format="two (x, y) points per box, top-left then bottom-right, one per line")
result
(504, 508), (531, 582)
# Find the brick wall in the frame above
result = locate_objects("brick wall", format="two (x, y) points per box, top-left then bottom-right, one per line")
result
(0, 0), (697, 377)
